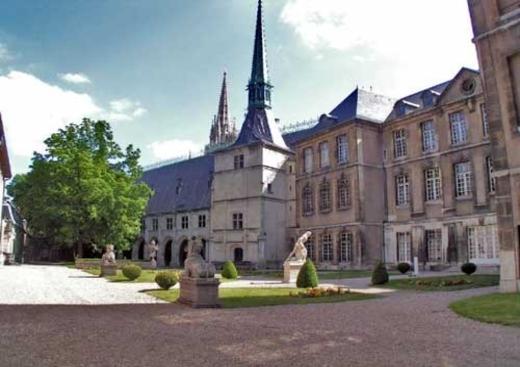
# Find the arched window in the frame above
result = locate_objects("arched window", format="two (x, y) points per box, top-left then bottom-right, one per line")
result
(302, 183), (314, 216)
(337, 176), (351, 210)
(319, 178), (331, 212)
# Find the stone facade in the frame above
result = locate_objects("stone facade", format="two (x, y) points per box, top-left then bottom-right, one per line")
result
(468, 0), (520, 291)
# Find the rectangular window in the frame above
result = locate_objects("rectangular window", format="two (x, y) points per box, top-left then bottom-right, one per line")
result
(425, 229), (443, 262)
(319, 180), (331, 212)
(198, 215), (206, 228)
(424, 167), (442, 201)
(181, 216), (189, 229)
(302, 184), (314, 216)
(468, 225), (498, 260)
(481, 103), (489, 137)
(395, 175), (410, 206)
(336, 135), (348, 164)
(454, 162), (472, 197)
(319, 142), (330, 168)
(449, 111), (468, 145)
(339, 232), (353, 263)
(306, 236), (316, 262)
(486, 156), (496, 193)
(232, 213), (243, 230)
(234, 154), (244, 169)
(320, 234), (333, 262)
(304, 148), (313, 173)
(508, 53), (520, 128)
(337, 177), (351, 209)
(393, 129), (407, 159)
(396, 232), (411, 263)
(421, 120), (438, 153)
(152, 218), (159, 231)
(166, 217), (174, 230)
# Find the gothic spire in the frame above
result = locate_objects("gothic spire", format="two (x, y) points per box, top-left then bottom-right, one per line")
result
(217, 71), (229, 133)
(208, 71), (237, 150)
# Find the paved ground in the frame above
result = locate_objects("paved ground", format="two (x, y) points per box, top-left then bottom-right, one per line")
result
(0, 265), (163, 304)
(0, 265), (519, 367)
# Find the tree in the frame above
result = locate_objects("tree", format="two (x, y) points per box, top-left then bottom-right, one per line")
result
(8, 118), (151, 257)
(296, 259), (319, 288)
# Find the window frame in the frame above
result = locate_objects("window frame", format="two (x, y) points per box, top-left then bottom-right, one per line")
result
(393, 129), (408, 159)
(396, 232), (412, 263)
(449, 111), (469, 145)
(303, 147), (313, 174)
(302, 184), (314, 216)
(320, 233), (333, 262)
(454, 161), (473, 198)
(319, 141), (330, 168)
(232, 213), (244, 230)
(336, 134), (348, 164)
(421, 120), (438, 153)
(424, 167), (442, 202)
(319, 178), (332, 212)
(338, 232), (353, 263)
(395, 174), (410, 206)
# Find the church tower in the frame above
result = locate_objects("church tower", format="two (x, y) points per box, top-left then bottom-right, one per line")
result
(207, 72), (237, 153)
(210, 0), (296, 267)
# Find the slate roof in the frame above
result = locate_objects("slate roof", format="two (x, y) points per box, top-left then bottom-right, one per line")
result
(283, 88), (395, 147)
(141, 155), (214, 215)
(233, 108), (289, 150)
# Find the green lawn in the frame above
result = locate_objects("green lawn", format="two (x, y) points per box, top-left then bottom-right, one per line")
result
(450, 293), (520, 327)
(82, 268), (162, 283)
(241, 269), (392, 280)
(146, 287), (375, 308)
(384, 274), (499, 291)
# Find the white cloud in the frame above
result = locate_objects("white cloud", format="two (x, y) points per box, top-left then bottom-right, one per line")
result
(148, 139), (203, 161)
(0, 70), (147, 161)
(59, 72), (91, 84)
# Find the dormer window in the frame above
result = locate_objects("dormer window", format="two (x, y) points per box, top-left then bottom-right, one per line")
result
(396, 100), (419, 117)
(421, 90), (440, 108)
(176, 179), (183, 195)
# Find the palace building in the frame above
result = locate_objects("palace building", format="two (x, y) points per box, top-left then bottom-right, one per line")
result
(134, 0), (504, 271)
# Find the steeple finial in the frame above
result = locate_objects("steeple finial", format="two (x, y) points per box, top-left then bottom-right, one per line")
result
(247, 0), (272, 110)
(217, 71), (229, 134)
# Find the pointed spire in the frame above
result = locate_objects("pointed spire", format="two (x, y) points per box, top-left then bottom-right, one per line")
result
(208, 71), (237, 151)
(217, 71), (229, 135)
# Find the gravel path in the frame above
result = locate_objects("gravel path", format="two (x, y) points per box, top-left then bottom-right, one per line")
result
(1, 280), (519, 366)
(0, 265), (164, 304)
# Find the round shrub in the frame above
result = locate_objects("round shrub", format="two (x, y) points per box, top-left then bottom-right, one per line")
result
(122, 264), (142, 281)
(155, 271), (178, 290)
(461, 262), (477, 275)
(221, 260), (238, 279)
(371, 261), (389, 285)
(397, 262), (411, 274)
(296, 259), (319, 288)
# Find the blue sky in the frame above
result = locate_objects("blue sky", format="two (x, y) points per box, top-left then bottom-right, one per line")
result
(0, 0), (478, 174)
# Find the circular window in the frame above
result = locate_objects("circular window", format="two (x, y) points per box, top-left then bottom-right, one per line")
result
(461, 78), (476, 95)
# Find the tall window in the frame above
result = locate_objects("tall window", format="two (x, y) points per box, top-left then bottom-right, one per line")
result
(468, 225), (498, 260)
(306, 236), (316, 262)
(304, 148), (313, 173)
(424, 167), (442, 201)
(181, 216), (189, 229)
(152, 218), (159, 231)
(232, 213), (243, 230)
(481, 103), (489, 137)
(449, 112), (468, 145)
(302, 184), (314, 216)
(319, 179), (331, 212)
(397, 232), (411, 262)
(339, 232), (353, 263)
(337, 176), (351, 210)
(320, 233), (333, 262)
(393, 129), (407, 158)
(486, 156), (496, 193)
(320, 142), (330, 168)
(425, 229), (443, 262)
(395, 175), (410, 206)
(421, 120), (438, 153)
(454, 162), (472, 197)
(336, 135), (348, 164)
(234, 154), (244, 169)
(198, 215), (206, 228)
(166, 217), (174, 230)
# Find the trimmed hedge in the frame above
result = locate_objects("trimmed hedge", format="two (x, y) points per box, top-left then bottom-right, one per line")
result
(461, 262), (477, 275)
(397, 262), (411, 274)
(296, 259), (319, 288)
(221, 261), (238, 279)
(122, 264), (142, 281)
(371, 261), (389, 285)
(155, 271), (179, 290)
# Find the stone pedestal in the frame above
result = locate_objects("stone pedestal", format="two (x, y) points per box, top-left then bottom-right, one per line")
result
(100, 264), (117, 277)
(283, 260), (304, 283)
(178, 276), (221, 308)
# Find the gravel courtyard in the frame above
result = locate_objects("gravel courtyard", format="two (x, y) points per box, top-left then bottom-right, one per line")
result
(0, 266), (519, 367)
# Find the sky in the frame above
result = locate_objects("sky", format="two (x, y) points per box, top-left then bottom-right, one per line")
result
(0, 0), (478, 174)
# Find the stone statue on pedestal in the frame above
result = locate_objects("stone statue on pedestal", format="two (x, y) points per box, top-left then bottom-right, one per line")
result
(100, 244), (117, 276)
(178, 236), (220, 308)
(147, 240), (159, 268)
(283, 231), (312, 283)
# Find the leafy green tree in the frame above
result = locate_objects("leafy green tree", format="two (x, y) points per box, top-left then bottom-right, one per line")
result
(296, 259), (319, 288)
(8, 118), (151, 257)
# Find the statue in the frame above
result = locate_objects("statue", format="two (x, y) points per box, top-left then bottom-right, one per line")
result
(100, 244), (117, 276)
(283, 231), (312, 283)
(184, 236), (215, 278)
(147, 239), (159, 268)
(285, 231), (312, 264)
(178, 236), (220, 308)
